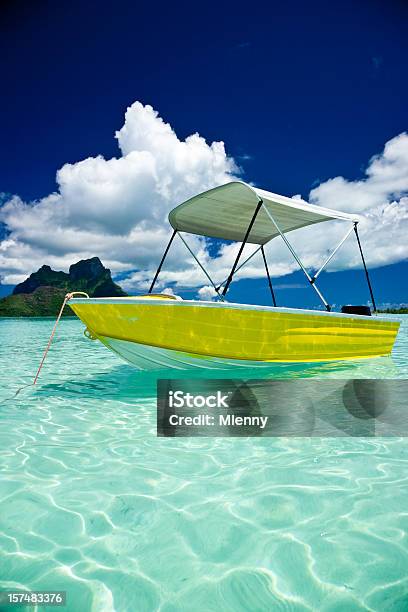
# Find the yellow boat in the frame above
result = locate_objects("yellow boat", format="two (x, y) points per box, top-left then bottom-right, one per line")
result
(69, 182), (400, 369)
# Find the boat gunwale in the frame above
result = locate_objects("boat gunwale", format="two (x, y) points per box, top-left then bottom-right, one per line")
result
(69, 297), (400, 324)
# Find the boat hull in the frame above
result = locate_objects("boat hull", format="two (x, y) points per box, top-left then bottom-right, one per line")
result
(97, 336), (292, 370)
(68, 298), (400, 368)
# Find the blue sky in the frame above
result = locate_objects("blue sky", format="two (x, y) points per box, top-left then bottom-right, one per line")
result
(0, 0), (407, 307)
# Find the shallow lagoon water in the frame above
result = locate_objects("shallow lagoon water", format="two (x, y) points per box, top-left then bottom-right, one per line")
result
(0, 316), (407, 611)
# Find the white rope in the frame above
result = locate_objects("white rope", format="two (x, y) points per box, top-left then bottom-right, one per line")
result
(1, 291), (89, 404)
(33, 291), (89, 384)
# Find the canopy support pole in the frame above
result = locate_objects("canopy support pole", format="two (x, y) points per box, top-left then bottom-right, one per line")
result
(216, 245), (262, 292)
(310, 224), (355, 283)
(177, 233), (224, 301)
(222, 199), (264, 297)
(354, 223), (377, 312)
(148, 229), (177, 293)
(262, 204), (331, 311)
(261, 245), (277, 307)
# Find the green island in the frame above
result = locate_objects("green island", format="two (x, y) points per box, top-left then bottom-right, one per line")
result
(378, 308), (408, 314)
(0, 257), (126, 317)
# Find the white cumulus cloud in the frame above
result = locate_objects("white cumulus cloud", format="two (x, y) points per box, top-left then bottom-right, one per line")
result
(0, 103), (407, 298)
(305, 132), (408, 271)
(0, 102), (237, 287)
(197, 285), (218, 301)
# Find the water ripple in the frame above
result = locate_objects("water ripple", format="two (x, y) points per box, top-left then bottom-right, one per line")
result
(0, 317), (407, 610)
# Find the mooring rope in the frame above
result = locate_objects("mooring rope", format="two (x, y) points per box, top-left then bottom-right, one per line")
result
(1, 291), (89, 404)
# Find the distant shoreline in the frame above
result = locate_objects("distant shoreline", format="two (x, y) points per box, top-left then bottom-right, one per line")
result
(377, 308), (408, 314)
(0, 315), (78, 319)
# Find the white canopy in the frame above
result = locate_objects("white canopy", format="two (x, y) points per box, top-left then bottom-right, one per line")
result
(168, 181), (359, 244)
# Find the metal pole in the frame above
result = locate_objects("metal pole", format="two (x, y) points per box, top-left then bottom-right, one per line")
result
(261, 245), (277, 307)
(311, 224), (355, 282)
(216, 244), (263, 292)
(354, 223), (377, 312)
(148, 229), (177, 293)
(222, 199), (264, 296)
(177, 233), (224, 301)
(262, 203), (331, 311)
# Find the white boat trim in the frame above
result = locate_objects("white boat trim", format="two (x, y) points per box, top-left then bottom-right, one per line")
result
(98, 335), (328, 370)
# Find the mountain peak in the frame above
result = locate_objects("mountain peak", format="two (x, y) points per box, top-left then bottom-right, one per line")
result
(2, 257), (127, 316)
(69, 257), (105, 281)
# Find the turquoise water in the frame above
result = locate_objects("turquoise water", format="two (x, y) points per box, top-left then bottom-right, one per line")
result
(0, 316), (407, 611)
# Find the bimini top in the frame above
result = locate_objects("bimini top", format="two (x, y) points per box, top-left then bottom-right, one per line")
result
(168, 181), (359, 244)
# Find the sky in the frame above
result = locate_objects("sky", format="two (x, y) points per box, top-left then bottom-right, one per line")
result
(0, 0), (407, 308)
